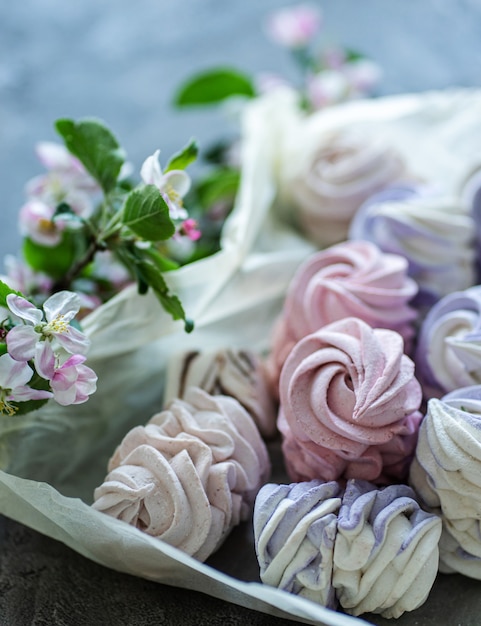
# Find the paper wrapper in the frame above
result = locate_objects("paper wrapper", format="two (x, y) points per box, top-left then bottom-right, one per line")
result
(1, 89), (481, 626)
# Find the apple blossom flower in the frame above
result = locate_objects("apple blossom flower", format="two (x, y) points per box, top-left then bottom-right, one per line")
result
(25, 142), (99, 219)
(1, 255), (53, 297)
(265, 4), (322, 48)
(140, 149), (190, 220)
(0, 353), (52, 416)
(5, 291), (90, 362)
(306, 58), (382, 110)
(255, 72), (293, 96)
(34, 341), (97, 406)
(35, 142), (95, 187)
(19, 200), (64, 247)
(306, 70), (350, 109)
(321, 46), (347, 70)
(91, 250), (132, 289)
(343, 58), (382, 95)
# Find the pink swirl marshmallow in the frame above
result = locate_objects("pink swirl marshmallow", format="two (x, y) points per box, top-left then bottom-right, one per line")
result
(266, 240), (418, 393)
(93, 388), (270, 561)
(278, 317), (422, 483)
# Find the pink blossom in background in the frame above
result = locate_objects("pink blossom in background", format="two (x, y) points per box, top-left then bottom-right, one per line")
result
(35, 142), (88, 178)
(26, 142), (99, 219)
(1, 254), (53, 297)
(18, 199), (64, 246)
(321, 46), (347, 70)
(343, 58), (382, 94)
(34, 142), (99, 193)
(306, 59), (382, 109)
(265, 4), (322, 48)
(255, 72), (293, 95)
(306, 70), (350, 108)
(93, 250), (132, 286)
(25, 176), (95, 220)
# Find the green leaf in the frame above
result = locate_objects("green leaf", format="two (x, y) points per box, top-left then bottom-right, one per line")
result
(142, 247), (179, 272)
(196, 168), (240, 209)
(122, 185), (176, 241)
(55, 118), (125, 194)
(23, 233), (78, 280)
(0, 344), (7, 356)
(174, 67), (256, 107)
(202, 139), (234, 165)
(345, 48), (365, 62)
(0, 280), (24, 309)
(165, 139), (198, 172)
(140, 264), (193, 332)
(116, 245), (192, 332)
(12, 398), (50, 416)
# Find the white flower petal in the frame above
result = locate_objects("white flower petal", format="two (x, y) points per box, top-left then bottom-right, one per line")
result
(55, 325), (90, 355)
(6, 325), (39, 361)
(43, 290), (81, 323)
(140, 149), (163, 186)
(34, 341), (56, 381)
(36, 142), (73, 171)
(9, 386), (52, 401)
(51, 384), (78, 406)
(164, 170), (191, 197)
(0, 353), (33, 388)
(6, 294), (43, 324)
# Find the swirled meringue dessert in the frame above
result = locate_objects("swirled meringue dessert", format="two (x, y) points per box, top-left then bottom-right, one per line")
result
(333, 480), (441, 618)
(253, 478), (441, 618)
(415, 286), (481, 398)
(349, 184), (476, 307)
(92, 387), (270, 561)
(290, 130), (406, 247)
(254, 480), (342, 609)
(266, 240), (418, 392)
(164, 348), (277, 438)
(410, 385), (481, 578)
(278, 317), (422, 484)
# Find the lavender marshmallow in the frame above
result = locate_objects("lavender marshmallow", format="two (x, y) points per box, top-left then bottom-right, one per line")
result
(253, 479), (441, 618)
(410, 386), (481, 578)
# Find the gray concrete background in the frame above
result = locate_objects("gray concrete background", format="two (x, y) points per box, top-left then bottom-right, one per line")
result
(1, 2), (481, 625)
(1, 0), (481, 259)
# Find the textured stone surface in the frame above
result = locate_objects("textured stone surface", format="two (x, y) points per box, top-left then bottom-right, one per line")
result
(1, 1), (481, 624)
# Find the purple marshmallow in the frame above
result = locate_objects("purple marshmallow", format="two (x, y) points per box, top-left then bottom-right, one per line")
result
(253, 480), (342, 608)
(349, 183), (476, 308)
(415, 286), (481, 398)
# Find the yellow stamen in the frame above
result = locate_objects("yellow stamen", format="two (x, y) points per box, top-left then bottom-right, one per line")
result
(0, 397), (17, 416)
(38, 217), (57, 234)
(166, 186), (183, 207)
(45, 314), (69, 334)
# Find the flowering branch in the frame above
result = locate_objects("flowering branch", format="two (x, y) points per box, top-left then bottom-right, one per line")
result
(173, 4), (381, 114)
(7, 118), (201, 332)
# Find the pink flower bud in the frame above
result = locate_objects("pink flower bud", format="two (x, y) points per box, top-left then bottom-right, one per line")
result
(265, 4), (322, 48)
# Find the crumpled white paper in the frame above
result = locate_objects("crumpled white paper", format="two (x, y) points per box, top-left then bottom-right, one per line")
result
(1, 88), (481, 626)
